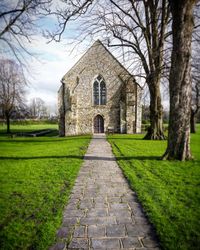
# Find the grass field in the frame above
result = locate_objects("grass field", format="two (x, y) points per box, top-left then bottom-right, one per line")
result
(108, 126), (200, 250)
(0, 133), (91, 249)
(0, 122), (58, 134)
(1, 122), (200, 250)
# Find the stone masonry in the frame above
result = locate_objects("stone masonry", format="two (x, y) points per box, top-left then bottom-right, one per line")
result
(50, 134), (159, 250)
(58, 40), (142, 136)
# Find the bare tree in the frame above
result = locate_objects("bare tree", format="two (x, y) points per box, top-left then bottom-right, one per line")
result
(48, 0), (170, 140)
(190, 3), (200, 133)
(0, 0), (51, 64)
(46, 0), (93, 42)
(109, 0), (170, 140)
(0, 59), (26, 133)
(191, 81), (200, 133)
(163, 0), (196, 161)
(191, 54), (200, 133)
(29, 97), (48, 119)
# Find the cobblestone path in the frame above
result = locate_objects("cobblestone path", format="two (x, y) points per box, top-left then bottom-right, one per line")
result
(50, 134), (159, 250)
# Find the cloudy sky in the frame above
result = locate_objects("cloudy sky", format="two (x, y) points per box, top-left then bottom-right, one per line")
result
(25, 35), (82, 114)
(24, 20), (88, 115)
(0, 0), (89, 115)
(1, 0), (170, 114)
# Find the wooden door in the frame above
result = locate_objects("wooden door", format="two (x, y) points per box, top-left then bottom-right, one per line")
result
(94, 115), (104, 133)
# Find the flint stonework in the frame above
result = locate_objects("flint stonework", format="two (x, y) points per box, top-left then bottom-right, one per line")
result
(58, 40), (142, 136)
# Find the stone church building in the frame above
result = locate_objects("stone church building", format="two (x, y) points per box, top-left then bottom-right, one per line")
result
(58, 40), (142, 136)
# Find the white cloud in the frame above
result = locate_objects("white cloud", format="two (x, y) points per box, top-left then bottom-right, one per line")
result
(25, 34), (83, 114)
(0, 1), (87, 115)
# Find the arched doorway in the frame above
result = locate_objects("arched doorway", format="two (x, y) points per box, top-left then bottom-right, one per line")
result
(94, 115), (104, 133)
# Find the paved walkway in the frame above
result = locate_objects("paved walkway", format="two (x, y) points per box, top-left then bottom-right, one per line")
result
(50, 134), (159, 250)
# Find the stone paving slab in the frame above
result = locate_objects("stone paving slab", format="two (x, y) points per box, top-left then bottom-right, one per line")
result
(50, 134), (159, 250)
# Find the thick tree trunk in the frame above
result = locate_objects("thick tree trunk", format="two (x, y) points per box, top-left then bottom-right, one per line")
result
(190, 109), (196, 133)
(142, 0), (168, 140)
(144, 81), (166, 140)
(6, 113), (10, 134)
(163, 0), (195, 160)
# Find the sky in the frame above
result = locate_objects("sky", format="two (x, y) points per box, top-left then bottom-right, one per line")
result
(24, 35), (83, 115)
(0, 0), (88, 115)
(0, 0), (170, 115)
(21, 1), (98, 115)
(23, 14), (89, 114)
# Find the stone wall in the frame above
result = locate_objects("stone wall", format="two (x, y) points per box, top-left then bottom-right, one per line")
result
(136, 85), (142, 133)
(58, 85), (65, 136)
(58, 40), (142, 136)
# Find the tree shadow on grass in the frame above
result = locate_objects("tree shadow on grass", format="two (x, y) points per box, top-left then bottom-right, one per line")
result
(0, 136), (91, 143)
(0, 155), (161, 161)
(116, 155), (162, 161)
(108, 137), (144, 140)
(0, 155), (84, 160)
(0, 155), (115, 161)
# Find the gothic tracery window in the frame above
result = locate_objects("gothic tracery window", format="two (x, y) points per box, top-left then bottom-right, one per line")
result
(93, 75), (106, 105)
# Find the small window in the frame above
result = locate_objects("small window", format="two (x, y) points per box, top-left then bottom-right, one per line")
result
(93, 75), (106, 105)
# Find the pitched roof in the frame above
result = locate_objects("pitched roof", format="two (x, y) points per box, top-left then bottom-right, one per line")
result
(93, 40), (134, 78)
(61, 40), (136, 83)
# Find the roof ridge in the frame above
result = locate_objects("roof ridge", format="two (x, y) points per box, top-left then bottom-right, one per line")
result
(61, 40), (135, 83)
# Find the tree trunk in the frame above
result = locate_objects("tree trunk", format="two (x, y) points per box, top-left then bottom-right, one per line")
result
(190, 109), (196, 133)
(6, 113), (11, 134)
(163, 0), (195, 161)
(144, 80), (166, 140)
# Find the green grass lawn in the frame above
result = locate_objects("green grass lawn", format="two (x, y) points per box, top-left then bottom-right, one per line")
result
(1, 122), (200, 250)
(0, 122), (58, 135)
(0, 134), (91, 250)
(108, 126), (200, 250)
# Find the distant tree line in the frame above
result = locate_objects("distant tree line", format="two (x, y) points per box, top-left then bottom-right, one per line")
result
(0, 59), (57, 133)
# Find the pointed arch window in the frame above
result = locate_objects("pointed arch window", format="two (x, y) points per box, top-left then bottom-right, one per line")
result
(93, 75), (106, 105)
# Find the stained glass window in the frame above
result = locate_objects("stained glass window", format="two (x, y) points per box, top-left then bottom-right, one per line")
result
(93, 76), (106, 105)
